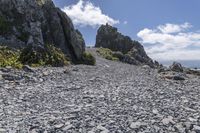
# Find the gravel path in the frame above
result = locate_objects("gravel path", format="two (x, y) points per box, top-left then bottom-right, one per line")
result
(0, 48), (200, 133)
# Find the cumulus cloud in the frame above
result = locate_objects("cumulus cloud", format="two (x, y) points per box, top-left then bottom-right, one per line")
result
(158, 23), (192, 34)
(137, 23), (200, 61)
(62, 0), (119, 27)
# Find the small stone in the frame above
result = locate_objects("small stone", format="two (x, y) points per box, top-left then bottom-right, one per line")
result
(54, 123), (64, 129)
(39, 78), (44, 82)
(188, 117), (197, 122)
(72, 68), (78, 72)
(152, 109), (159, 114)
(174, 123), (185, 132)
(62, 124), (73, 131)
(0, 128), (6, 132)
(2, 74), (21, 81)
(43, 71), (49, 76)
(97, 125), (109, 133)
(173, 74), (185, 80)
(22, 65), (35, 72)
(0, 74), (3, 80)
(29, 129), (37, 133)
(130, 122), (147, 129)
(193, 125), (200, 132)
(162, 116), (175, 125)
(88, 130), (95, 133)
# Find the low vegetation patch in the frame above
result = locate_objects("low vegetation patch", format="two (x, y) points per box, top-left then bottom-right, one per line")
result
(0, 44), (97, 68)
(19, 44), (69, 67)
(0, 46), (22, 69)
(82, 52), (96, 65)
(96, 48), (119, 61)
(0, 44), (69, 68)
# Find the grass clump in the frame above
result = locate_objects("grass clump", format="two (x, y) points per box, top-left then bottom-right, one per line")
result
(0, 16), (11, 34)
(96, 48), (119, 61)
(0, 46), (22, 69)
(82, 52), (96, 65)
(45, 44), (70, 66)
(19, 44), (69, 67)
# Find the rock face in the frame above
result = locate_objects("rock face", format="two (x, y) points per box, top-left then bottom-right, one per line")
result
(95, 24), (156, 67)
(0, 0), (85, 62)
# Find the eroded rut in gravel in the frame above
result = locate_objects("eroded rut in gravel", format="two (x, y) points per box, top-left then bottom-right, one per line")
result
(0, 48), (200, 133)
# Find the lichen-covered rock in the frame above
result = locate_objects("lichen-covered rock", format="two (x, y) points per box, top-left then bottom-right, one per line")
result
(0, 0), (85, 62)
(95, 24), (156, 67)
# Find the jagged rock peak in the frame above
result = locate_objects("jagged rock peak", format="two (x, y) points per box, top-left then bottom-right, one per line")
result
(95, 24), (158, 67)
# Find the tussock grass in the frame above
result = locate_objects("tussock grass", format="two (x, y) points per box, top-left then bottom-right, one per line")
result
(0, 46), (22, 69)
(82, 52), (96, 65)
(19, 44), (70, 67)
(96, 48), (119, 61)
(0, 44), (70, 68)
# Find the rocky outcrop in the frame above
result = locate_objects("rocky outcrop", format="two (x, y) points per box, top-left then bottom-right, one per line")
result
(95, 24), (157, 67)
(169, 62), (183, 72)
(158, 62), (200, 80)
(0, 0), (85, 62)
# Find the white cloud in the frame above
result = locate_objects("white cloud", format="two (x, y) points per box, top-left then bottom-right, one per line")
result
(62, 0), (119, 27)
(137, 23), (200, 61)
(147, 49), (200, 61)
(158, 23), (192, 34)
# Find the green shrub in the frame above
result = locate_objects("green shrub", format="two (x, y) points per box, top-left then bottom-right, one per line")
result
(82, 52), (96, 65)
(0, 46), (22, 69)
(0, 44), (70, 68)
(0, 16), (11, 34)
(19, 45), (46, 66)
(45, 44), (69, 66)
(19, 44), (69, 67)
(112, 51), (124, 60)
(96, 48), (119, 61)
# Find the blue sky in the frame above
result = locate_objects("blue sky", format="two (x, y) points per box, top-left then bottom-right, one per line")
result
(53, 0), (200, 61)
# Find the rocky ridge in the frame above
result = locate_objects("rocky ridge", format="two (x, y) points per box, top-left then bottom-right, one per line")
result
(95, 24), (157, 67)
(0, 0), (85, 62)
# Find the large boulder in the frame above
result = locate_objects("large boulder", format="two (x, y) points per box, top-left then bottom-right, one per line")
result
(0, 0), (85, 62)
(169, 62), (183, 72)
(95, 24), (156, 67)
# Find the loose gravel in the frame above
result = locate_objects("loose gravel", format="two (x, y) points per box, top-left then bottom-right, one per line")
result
(0, 48), (200, 133)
